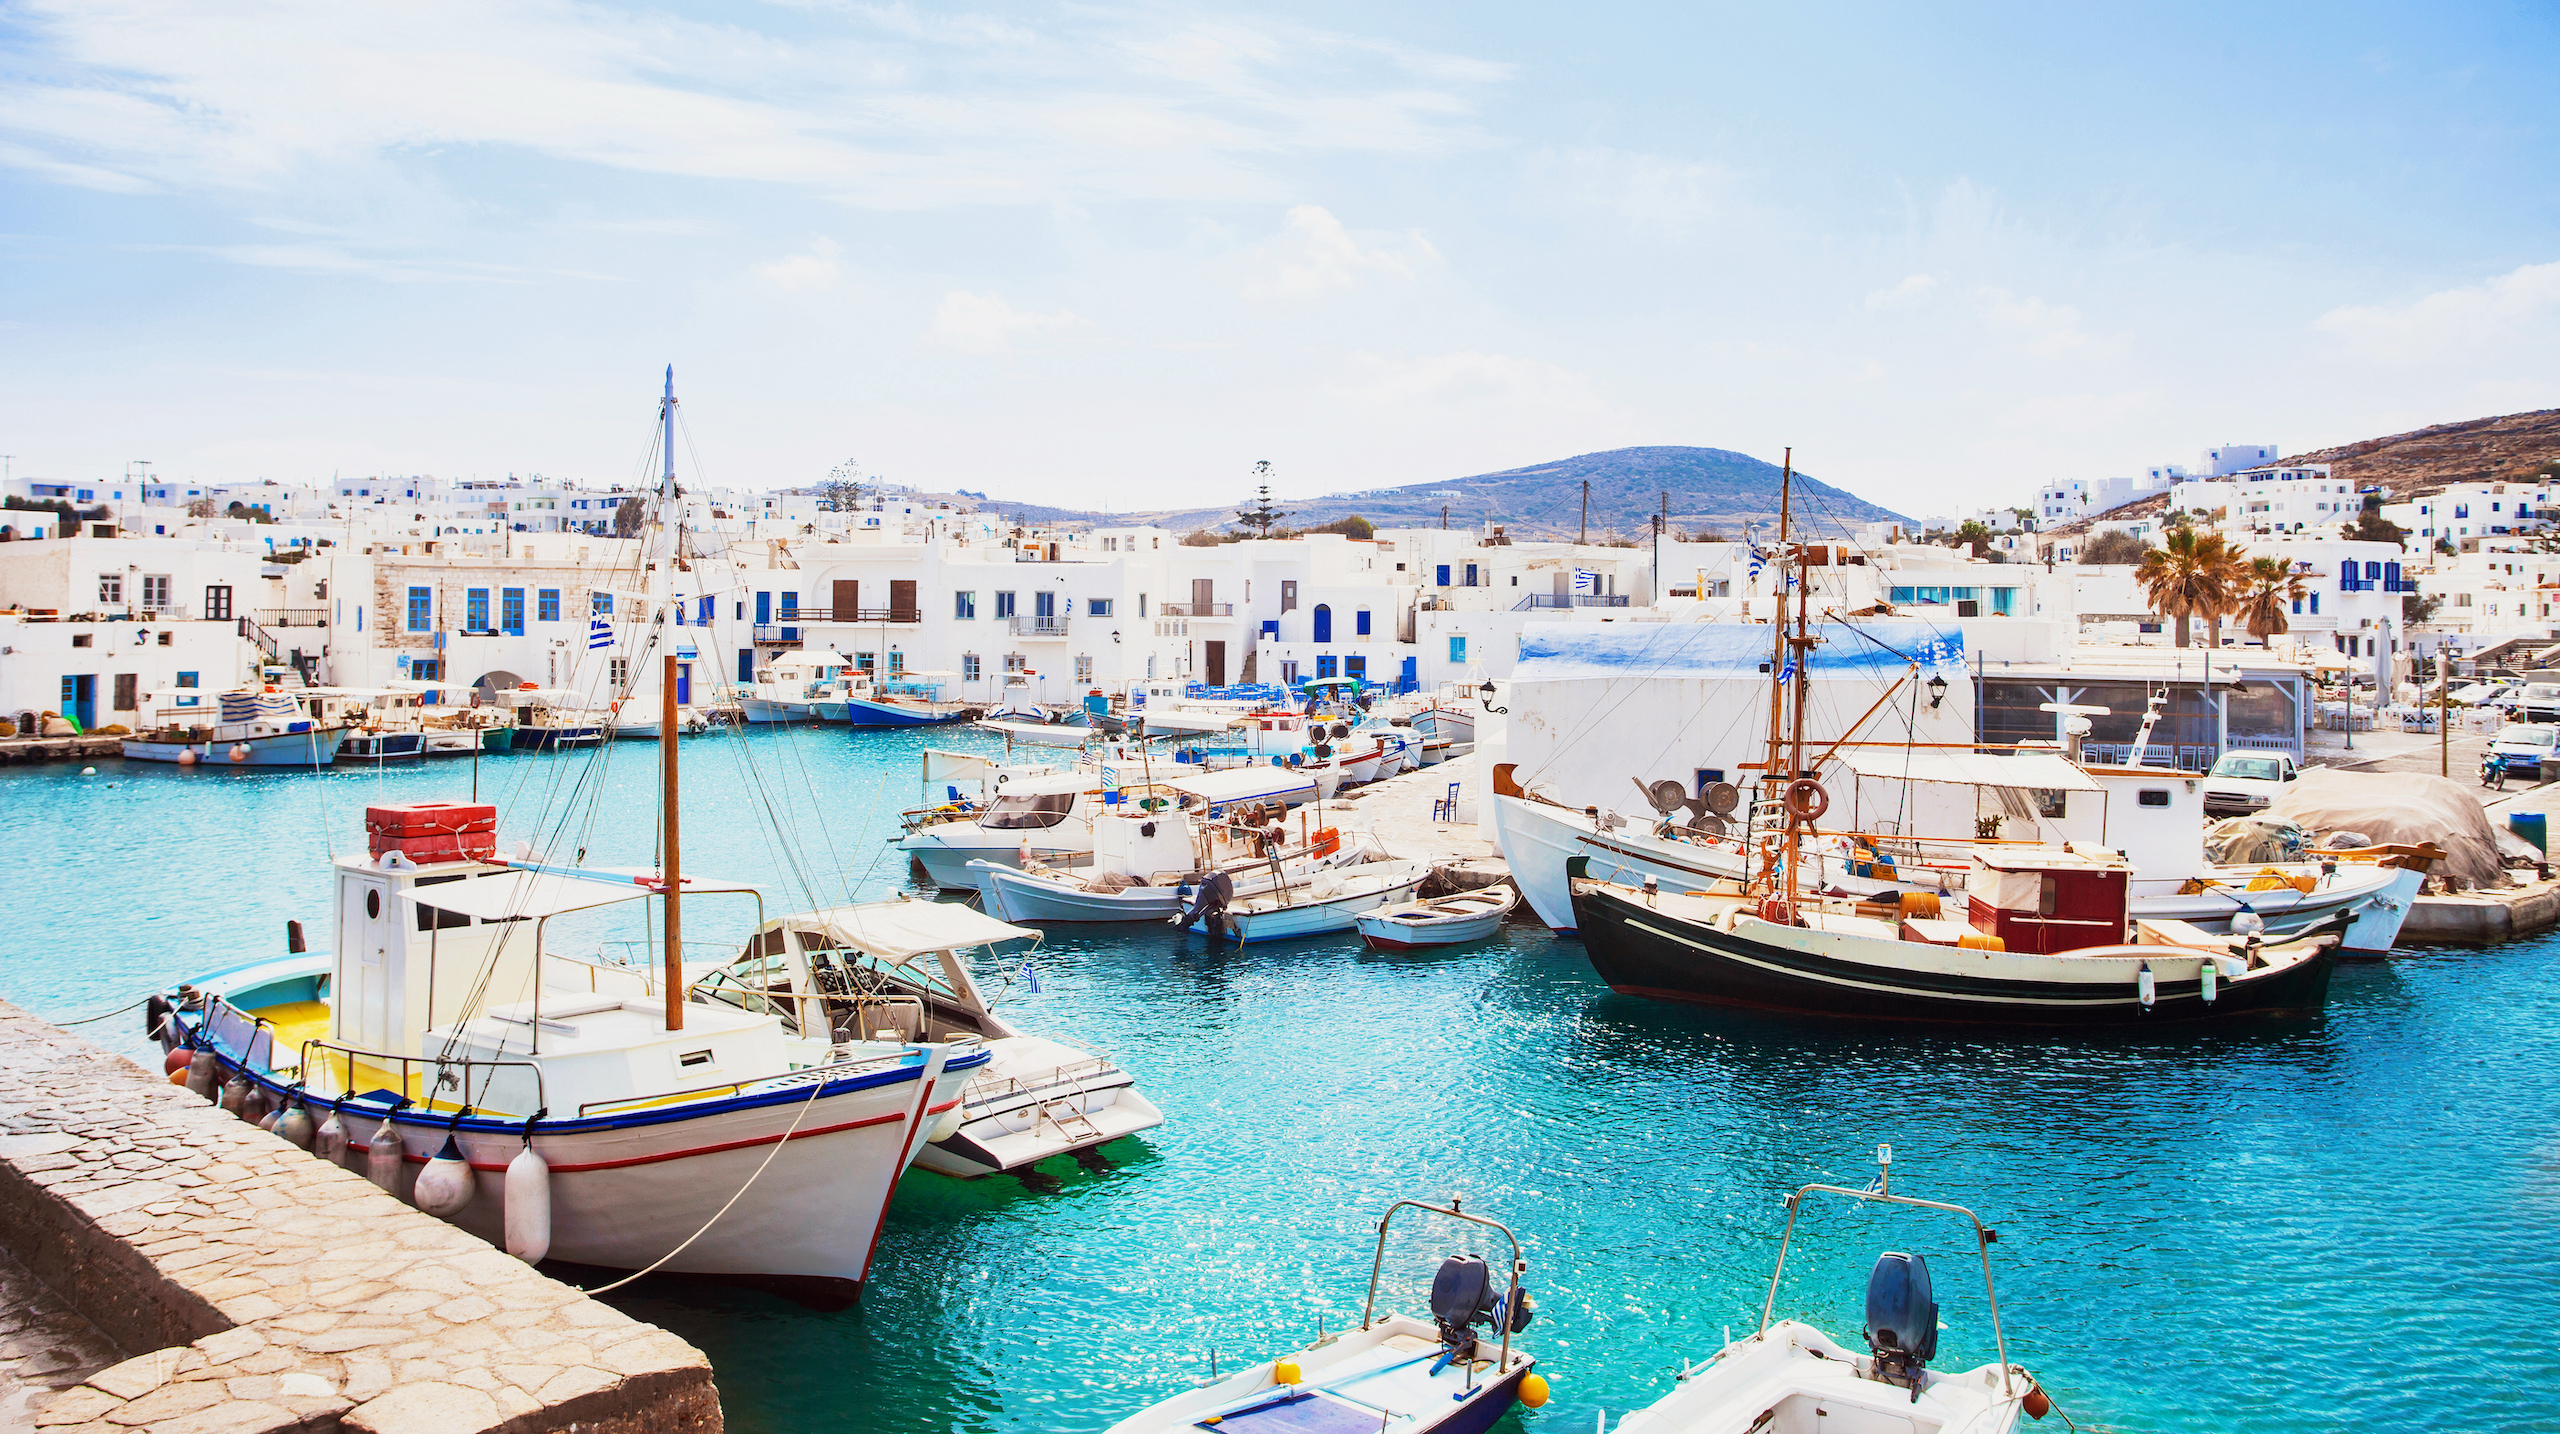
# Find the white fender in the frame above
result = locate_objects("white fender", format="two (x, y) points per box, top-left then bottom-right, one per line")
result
(314, 1108), (349, 1165)
(363, 1117), (405, 1194)
(926, 1104), (965, 1144)
(185, 1049), (220, 1100)
(2137, 964), (2157, 1009)
(228, 744), (251, 763)
(413, 1134), (475, 1218)
(274, 1101), (316, 1150)
(504, 1144), (552, 1264)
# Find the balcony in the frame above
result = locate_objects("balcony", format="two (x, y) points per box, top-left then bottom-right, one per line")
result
(797, 606), (922, 624)
(1008, 615), (1072, 638)
(1511, 594), (1631, 611)
(750, 624), (804, 646)
(1160, 602), (1234, 617)
(256, 608), (330, 628)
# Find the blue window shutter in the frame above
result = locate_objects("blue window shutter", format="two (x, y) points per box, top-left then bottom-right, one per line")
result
(756, 592), (771, 624)
(1436, 565), (1450, 587)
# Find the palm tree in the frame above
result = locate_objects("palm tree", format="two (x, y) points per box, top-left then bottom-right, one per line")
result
(2135, 527), (2246, 647)
(2237, 556), (2309, 646)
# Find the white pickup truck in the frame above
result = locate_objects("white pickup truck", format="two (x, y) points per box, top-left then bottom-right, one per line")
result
(2201, 752), (2299, 819)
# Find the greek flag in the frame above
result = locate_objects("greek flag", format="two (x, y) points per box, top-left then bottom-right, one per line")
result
(1747, 545), (1766, 580)
(1572, 569), (1600, 595)
(1776, 653), (1796, 685)
(587, 616), (613, 650)
(1020, 961), (1043, 994)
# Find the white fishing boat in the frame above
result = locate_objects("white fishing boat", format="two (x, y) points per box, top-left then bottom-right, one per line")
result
(1614, 1147), (2052, 1434)
(898, 771), (1113, 888)
(694, 898), (1162, 1179)
(741, 651), (854, 724)
(501, 687), (608, 750)
(123, 687), (352, 766)
(1186, 858), (1429, 943)
(972, 809), (1366, 923)
(1355, 884), (1517, 951)
(973, 716), (1098, 749)
(1107, 1197), (1544, 1434)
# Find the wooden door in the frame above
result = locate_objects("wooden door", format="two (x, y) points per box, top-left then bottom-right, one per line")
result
(832, 580), (858, 620)
(1191, 578), (1214, 613)
(890, 579), (918, 620)
(1205, 641), (1226, 687)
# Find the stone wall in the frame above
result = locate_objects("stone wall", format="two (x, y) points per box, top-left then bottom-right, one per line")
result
(0, 1000), (722, 1434)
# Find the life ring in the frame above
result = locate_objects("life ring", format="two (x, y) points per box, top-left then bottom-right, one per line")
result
(1783, 778), (1829, 822)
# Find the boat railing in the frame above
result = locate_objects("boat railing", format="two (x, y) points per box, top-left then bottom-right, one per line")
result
(1758, 1146), (2013, 1396)
(1362, 1197), (1526, 1374)
(577, 1045), (929, 1118)
(294, 1036), (550, 1116)
(960, 1053), (1118, 1109)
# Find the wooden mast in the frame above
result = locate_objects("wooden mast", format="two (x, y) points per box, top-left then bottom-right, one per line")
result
(662, 655), (683, 1032)
(1760, 450), (1794, 898)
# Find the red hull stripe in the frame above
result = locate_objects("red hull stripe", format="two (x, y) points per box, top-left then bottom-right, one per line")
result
(353, 1109), (907, 1174)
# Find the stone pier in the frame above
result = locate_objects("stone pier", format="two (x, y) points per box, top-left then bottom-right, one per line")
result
(0, 1000), (722, 1434)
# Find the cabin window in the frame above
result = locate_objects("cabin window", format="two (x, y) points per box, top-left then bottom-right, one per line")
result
(2036, 790), (2067, 819)
(2138, 789), (2171, 807)
(2037, 875), (2058, 917)
(981, 792), (1076, 829)
(414, 874), (473, 931)
(677, 1049), (715, 1069)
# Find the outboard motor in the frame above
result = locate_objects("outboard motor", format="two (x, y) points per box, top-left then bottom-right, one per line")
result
(1863, 1251), (1938, 1399)
(1427, 1255), (1534, 1365)
(1176, 870), (1235, 939)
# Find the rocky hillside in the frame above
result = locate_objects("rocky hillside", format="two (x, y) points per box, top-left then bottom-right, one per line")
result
(976, 445), (1909, 539)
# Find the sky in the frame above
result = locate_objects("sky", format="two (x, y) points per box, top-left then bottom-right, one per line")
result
(2, 1), (2556, 516)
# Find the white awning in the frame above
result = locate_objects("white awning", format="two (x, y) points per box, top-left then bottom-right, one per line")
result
(1161, 766), (1322, 806)
(771, 650), (851, 669)
(977, 719), (1093, 748)
(1125, 709), (1245, 734)
(755, 899), (1036, 965)
(1839, 750), (2101, 793)
(922, 749), (997, 783)
(403, 868), (760, 922)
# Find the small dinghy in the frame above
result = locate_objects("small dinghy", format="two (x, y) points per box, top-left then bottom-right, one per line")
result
(1614, 1146), (2054, 1434)
(1107, 1197), (1547, 1434)
(1355, 884), (1517, 951)
(1182, 859), (1429, 944)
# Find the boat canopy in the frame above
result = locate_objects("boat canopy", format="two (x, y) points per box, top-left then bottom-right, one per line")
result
(771, 650), (851, 669)
(977, 719), (1092, 747)
(923, 749), (998, 782)
(1160, 766), (1321, 806)
(1840, 749), (2100, 793)
(1126, 709), (1244, 734)
(754, 899), (1037, 965)
(402, 867), (760, 922)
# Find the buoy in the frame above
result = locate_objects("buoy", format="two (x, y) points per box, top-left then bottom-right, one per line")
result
(274, 1101), (315, 1150)
(315, 1108), (349, 1165)
(167, 1067), (190, 1086)
(185, 1049), (220, 1100)
(413, 1133), (475, 1218)
(79, 766), (95, 776)
(2231, 909), (2265, 938)
(220, 1075), (250, 1116)
(178, 749), (198, 766)
(1273, 1359), (1302, 1386)
(363, 1117), (405, 1194)
(1520, 1373), (1550, 1408)
(2136, 963), (2157, 1009)
(163, 1047), (192, 1076)
(2200, 959), (2219, 1004)
(504, 1142), (552, 1264)
(2023, 1380), (2052, 1419)
(228, 744), (251, 763)
(927, 1104), (964, 1144)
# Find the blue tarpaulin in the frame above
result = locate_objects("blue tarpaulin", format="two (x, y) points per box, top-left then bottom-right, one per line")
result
(1512, 621), (1965, 684)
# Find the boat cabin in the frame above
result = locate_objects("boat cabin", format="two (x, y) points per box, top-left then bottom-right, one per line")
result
(1964, 846), (2131, 954)
(706, 900), (1038, 1048)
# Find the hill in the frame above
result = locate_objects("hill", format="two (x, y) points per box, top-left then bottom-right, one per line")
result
(2048, 406), (2560, 538)
(969, 445), (1910, 539)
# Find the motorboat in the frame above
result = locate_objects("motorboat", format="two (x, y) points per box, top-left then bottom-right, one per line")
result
(971, 809), (1367, 923)
(741, 651), (854, 724)
(898, 771), (1117, 888)
(692, 898), (1161, 1179)
(1185, 858), (1430, 944)
(842, 671), (981, 727)
(1356, 884), (1517, 951)
(1107, 1197), (1543, 1434)
(1615, 1147), (2050, 1433)
(122, 687), (352, 766)
(1569, 845), (2344, 1024)
(502, 687), (607, 750)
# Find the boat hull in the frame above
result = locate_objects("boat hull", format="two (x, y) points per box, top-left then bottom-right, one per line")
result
(340, 731), (426, 760)
(974, 863), (1184, 922)
(843, 697), (974, 727)
(123, 726), (352, 766)
(1195, 870), (1427, 943)
(741, 699), (813, 724)
(1570, 880), (2338, 1024)
(510, 725), (603, 751)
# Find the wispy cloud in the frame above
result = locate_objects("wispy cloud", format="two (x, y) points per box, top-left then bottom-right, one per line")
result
(926, 290), (1081, 353)
(755, 238), (841, 291)
(1240, 206), (1437, 303)
(1864, 273), (1936, 309)
(2316, 259), (2560, 361)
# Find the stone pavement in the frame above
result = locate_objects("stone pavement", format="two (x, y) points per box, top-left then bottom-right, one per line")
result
(0, 1245), (120, 1434)
(0, 1000), (721, 1434)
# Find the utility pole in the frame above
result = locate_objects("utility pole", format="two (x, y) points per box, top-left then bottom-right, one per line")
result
(2440, 644), (2450, 777)
(1579, 480), (1589, 546)
(1440, 505), (1448, 530)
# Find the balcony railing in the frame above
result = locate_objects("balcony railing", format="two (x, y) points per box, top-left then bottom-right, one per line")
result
(256, 608), (330, 627)
(1160, 602), (1233, 617)
(1511, 593), (1631, 611)
(796, 606), (922, 624)
(750, 625), (804, 645)
(1008, 615), (1071, 638)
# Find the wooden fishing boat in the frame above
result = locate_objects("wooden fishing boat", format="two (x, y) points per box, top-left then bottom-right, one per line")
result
(1184, 859), (1429, 943)
(1355, 884), (1517, 950)
(1614, 1146), (2052, 1433)
(1107, 1197), (1544, 1434)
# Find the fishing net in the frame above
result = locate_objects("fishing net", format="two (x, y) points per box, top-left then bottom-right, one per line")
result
(2203, 818), (2313, 866)
(2264, 768), (2510, 891)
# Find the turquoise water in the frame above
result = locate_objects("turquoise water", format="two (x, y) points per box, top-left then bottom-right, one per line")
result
(4, 729), (2554, 1432)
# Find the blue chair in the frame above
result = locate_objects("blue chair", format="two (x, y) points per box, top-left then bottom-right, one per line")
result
(1433, 782), (1460, 821)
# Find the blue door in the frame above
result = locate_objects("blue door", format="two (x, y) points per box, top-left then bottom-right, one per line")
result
(1313, 604), (1332, 642)
(61, 675), (95, 730)
(677, 663), (692, 706)
(1436, 564), (1451, 587)
(738, 649), (755, 682)
(1398, 656), (1417, 693)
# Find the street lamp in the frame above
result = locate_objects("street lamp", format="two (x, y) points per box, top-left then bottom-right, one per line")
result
(1927, 673), (1948, 711)
(1478, 679), (1507, 715)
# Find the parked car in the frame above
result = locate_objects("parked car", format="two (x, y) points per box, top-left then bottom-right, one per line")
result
(2200, 752), (2299, 818)
(2490, 723), (2560, 778)
(2518, 683), (2560, 722)
(2451, 680), (2516, 707)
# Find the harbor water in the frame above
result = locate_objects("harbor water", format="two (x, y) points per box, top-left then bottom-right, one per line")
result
(3, 727), (2553, 1432)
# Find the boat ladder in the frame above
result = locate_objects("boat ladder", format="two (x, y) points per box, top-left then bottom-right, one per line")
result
(1037, 1069), (1108, 1145)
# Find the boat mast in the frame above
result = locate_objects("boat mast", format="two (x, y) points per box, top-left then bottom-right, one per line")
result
(659, 367), (684, 1034)
(1760, 450), (1794, 896)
